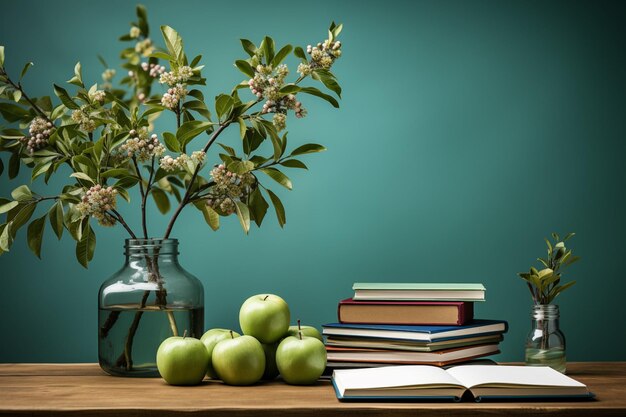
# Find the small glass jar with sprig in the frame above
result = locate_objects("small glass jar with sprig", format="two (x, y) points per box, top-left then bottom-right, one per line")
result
(517, 232), (580, 373)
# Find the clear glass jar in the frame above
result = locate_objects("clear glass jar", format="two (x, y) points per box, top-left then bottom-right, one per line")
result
(98, 239), (204, 377)
(524, 304), (566, 373)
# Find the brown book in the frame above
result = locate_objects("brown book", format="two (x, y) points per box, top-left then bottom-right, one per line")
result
(325, 343), (500, 367)
(338, 298), (473, 325)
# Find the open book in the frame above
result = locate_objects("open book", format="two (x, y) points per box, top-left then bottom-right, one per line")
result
(332, 365), (593, 402)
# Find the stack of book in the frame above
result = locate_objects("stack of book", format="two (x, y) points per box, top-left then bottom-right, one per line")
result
(323, 283), (508, 369)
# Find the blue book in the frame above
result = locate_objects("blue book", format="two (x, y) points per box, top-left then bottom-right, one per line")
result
(332, 365), (594, 402)
(322, 319), (508, 342)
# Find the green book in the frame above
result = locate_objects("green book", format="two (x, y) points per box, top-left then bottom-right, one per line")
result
(352, 283), (486, 301)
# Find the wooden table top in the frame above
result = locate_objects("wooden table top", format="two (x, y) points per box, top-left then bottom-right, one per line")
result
(0, 362), (625, 416)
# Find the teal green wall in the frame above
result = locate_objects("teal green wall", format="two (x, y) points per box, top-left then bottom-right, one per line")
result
(1, 0), (625, 363)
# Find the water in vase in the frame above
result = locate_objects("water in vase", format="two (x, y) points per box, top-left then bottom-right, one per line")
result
(98, 304), (204, 377)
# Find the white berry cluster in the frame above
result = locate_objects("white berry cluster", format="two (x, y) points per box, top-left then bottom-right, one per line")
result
(19, 117), (53, 154)
(206, 164), (256, 215)
(89, 90), (106, 104)
(102, 69), (116, 82)
(159, 151), (206, 172)
(129, 26), (141, 39)
(101, 68), (116, 90)
(262, 93), (307, 131)
(76, 185), (118, 227)
(159, 66), (193, 86)
(297, 40), (342, 76)
(119, 129), (165, 162)
(135, 38), (154, 57)
(161, 84), (188, 109)
(71, 109), (96, 133)
(248, 64), (289, 101)
(140, 62), (166, 78)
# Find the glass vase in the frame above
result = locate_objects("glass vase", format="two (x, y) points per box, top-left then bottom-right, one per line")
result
(98, 238), (204, 377)
(524, 304), (566, 373)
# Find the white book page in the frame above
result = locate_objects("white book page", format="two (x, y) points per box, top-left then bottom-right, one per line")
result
(333, 365), (464, 391)
(446, 365), (587, 389)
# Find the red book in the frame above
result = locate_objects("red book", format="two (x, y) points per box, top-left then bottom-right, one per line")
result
(337, 298), (473, 326)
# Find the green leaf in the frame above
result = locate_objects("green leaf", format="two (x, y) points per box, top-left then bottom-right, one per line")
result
(218, 143), (236, 156)
(266, 189), (286, 227)
(160, 25), (184, 63)
(8, 152), (20, 178)
(136, 4), (149, 36)
(67, 62), (83, 87)
(294, 46), (307, 63)
(27, 215), (46, 258)
(330, 22), (343, 38)
(150, 51), (174, 61)
(270, 132), (282, 161)
(312, 69), (342, 97)
(0, 158), (4, 176)
(234, 201), (250, 234)
(0, 223), (12, 251)
(11, 185), (32, 201)
(0, 102), (29, 122)
(249, 187), (268, 227)
(280, 159), (308, 169)
(10, 203), (36, 231)
(279, 84), (301, 94)
(97, 54), (108, 68)
(49, 202), (64, 240)
(151, 188), (170, 214)
(70, 172), (95, 184)
(240, 39), (257, 57)
(0, 200), (19, 214)
(262, 36), (275, 63)
(238, 117), (247, 140)
(563, 232), (576, 242)
(100, 168), (129, 179)
(235, 60), (255, 78)
(290, 143), (326, 156)
(20, 62), (34, 80)
(271, 45), (293, 67)
(194, 201), (220, 231)
(176, 120), (212, 146)
(227, 160), (254, 174)
(162, 131), (181, 152)
(0, 45), (4, 67)
(53, 84), (80, 110)
(31, 161), (52, 181)
(75, 222), (96, 268)
(215, 94), (235, 121)
(260, 167), (292, 190)
(299, 86), (339, 108)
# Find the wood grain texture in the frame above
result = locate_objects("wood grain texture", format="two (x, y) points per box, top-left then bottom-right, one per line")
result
(0, 362), (625, 417)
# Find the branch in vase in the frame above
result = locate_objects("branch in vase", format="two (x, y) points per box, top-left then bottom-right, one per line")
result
(140, 157), (155, 239)
(108, 209), (137, 239)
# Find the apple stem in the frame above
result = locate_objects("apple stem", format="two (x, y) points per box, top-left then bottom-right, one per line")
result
(183, 329), (188, 339)
(230, 330), (234, 339)
(263, 295), (269, 301)
(297, 319), (301, 331)
(298, 330), (303, 340)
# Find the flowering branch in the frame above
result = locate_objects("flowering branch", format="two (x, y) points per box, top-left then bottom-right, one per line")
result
(0, 7), (343, 265)
(163, 123), (229, 239)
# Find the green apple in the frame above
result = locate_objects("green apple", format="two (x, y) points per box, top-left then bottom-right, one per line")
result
(156, 333), (209, 386)
(239, 294), (290, 343)
(276, 331), (327, 385)
(285, 320), (323, 342)
(212, 333), (265, 385)
(261, 342), (280, 380)
(200, 328), (241, 378)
